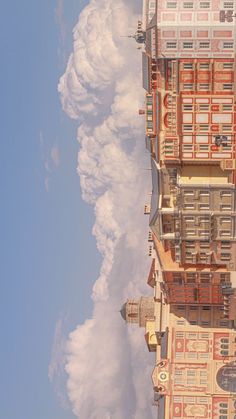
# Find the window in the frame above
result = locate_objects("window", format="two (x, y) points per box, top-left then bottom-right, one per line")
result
(183, 144), (193, 151)
(224, 1), (233, 8)
(221, 253), (231, 261)
(190, 305), (197, 310)
(199, 144), (209, 151)
(183, 104), (193, 111)
(199, 204), (210, 210)
(221, 204), (231, 211)
(183, 124), (193, 130)
(223, 83), (233, 90)
(221, 338), (229, 344)
(221, 126), (232, 133)
(183, 84), (193, 90)
(199, 42), (210, 49)
(166, 42), (177, 49)
(183, 1), (193, 8)
(201, 321), (210, 326)
(220, 230), (231, 237)
(219, 320), (229, 327)
(221, 242), (231, 249)
(200, 1), (210, 8)
(176, 306), (185, 314)
(202, 306), (210, 310)
(223, 62), (233, 69)
(183, 63), (193, 70)
(223, 104), (233, 111)
(200, 62), (210, 69)
(149, 1), (156, 8)
(190, 320), (197, 325)
(184, 190), (194, 196)
(187, 332), (197, 338)
(199, 104), (209, 111)
(183, 42), (193, 49)
(167, 1), (177, 7)
(220, 350), (229, 356)
(200, 333), (209, 339)
(199, 83), (210, 90)
(199, 125), (208, 131)
(223, 42), (233, 49)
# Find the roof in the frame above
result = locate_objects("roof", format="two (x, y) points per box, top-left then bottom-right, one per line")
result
(120, 303), (127, 321)
(150, 158), (159, 226)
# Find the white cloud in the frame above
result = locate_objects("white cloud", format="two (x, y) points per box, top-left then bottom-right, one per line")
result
(51, 145), (60, 167)
(57, 0), (156, 417)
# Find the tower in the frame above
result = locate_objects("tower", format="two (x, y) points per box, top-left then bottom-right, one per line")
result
(120, 297), (155, 327)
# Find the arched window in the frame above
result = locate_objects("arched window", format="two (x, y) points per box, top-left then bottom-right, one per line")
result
(221, 338), (229, 344)
(220, 350), (229, 356)
(221, 343), (229, 349)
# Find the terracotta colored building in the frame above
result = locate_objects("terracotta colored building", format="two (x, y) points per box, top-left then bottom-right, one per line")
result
(121, 0), (236, 413)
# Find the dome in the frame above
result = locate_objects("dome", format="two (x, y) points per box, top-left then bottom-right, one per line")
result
(120, 303), (127, 321)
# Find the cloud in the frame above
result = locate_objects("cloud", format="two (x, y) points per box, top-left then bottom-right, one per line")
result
(39, 132), (61, 191)
(57, 0), (156, 418)
(51, 145), (60, 167)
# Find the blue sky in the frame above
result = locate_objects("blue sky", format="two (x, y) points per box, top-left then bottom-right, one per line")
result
(0, 1), (101, 418)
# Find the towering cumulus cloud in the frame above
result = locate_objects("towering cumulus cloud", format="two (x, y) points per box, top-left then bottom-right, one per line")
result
(58, 0), (156, 417)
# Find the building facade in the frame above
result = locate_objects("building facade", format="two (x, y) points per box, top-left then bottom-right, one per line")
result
(122, 0), (236, 415)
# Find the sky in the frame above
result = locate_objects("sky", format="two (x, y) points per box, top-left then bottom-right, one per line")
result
(0, 1), (156, 419)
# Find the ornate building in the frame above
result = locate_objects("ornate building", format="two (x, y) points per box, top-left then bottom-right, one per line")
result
(122, 0), (236, 416)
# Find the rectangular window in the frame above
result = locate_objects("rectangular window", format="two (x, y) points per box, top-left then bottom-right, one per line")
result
(223, 83), (233, 90)
(222, 124), (232, 131)
(220, 230), (231, 237)
(183, 2), (193, 8)
(202, 306), (210, 310)
(219, 320), (229, 327)
(183, 84), (193, 90)
(223, 104), (233, 111)
(183, 62), (193, 70)
(221, 253), (231, 261)
(199, 144), (209, 150)
(187, 370), (196, 377)
(199, 125), (209, 131)
(200, 1), (210, 8)
(199, 104), (209, 111)
(199, 191), (209, 197)
(199, 42), (210, 49)
(183, 124), (193, 130)
(167, 1), (177, 7)
(183, 144), (193, 151)
(199, 204), (210, 210)
(223, 42), (233, 49)
(177, 305), (185, 311)
(223, 62), (233, 69)
(183, 104), (193, 111)
(199, 83), (210, 90)
(221, 204), (231, 211)
(187, 352), (198, 359)
(201, 321), (210, 326)
(184, 204), (195, 210)
(224, 1), (234, 8)
(183, 42), (193, 49)
(166, 42), (177, 49)
(177, 320), (185, 325)
(221, 242), (231, 249)
(199, 62), (210, 69)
